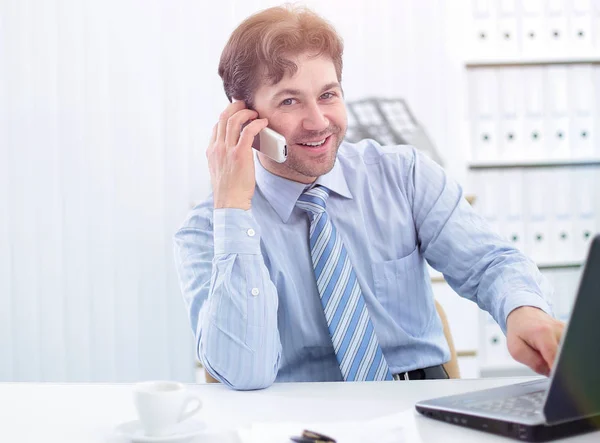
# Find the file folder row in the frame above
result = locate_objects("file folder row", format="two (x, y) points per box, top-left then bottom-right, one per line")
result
(471, 0), (600, 58)
(468, 64), (600, 162)
(471, 167), (600, 264)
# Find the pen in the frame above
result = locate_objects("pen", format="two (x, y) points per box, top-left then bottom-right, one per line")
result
(290, 437), (328, 443)
(289, 429), (336, 443)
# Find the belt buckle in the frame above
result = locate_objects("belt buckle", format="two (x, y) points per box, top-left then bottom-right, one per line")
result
(393, 372), (410, 381)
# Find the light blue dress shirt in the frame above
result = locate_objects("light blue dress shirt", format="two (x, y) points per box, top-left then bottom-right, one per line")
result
(173, 140), (553, 390)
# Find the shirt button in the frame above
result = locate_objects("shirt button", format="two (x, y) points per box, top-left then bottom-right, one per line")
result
(251, 288), (259, 296)
(247, 228), (255, 237)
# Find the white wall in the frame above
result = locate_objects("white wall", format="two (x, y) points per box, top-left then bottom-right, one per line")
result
(0, 0), (470, 382)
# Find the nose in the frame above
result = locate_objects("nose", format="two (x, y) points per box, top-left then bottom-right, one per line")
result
(302, 101), (329, 132)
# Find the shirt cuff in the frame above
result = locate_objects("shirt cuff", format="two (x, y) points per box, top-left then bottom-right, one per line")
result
(501, 292), (554, 334)
(213, 208), (262, 255)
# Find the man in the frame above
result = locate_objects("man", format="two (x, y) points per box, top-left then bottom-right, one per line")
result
(173, 5), (564, 390)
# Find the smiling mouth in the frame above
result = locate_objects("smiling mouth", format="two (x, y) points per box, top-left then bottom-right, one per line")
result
(297, 135), (331, 147)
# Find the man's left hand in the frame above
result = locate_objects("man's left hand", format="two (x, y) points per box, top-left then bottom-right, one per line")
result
(506, 306), (565, 376)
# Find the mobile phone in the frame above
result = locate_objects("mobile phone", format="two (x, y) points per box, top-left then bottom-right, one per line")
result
(251, 126), (288, 163)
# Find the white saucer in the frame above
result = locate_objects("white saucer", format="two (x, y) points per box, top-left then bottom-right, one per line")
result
(114, 419), (207, 443)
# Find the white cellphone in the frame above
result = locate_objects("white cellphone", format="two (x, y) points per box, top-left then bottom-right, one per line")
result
(251, 126), (288, 163)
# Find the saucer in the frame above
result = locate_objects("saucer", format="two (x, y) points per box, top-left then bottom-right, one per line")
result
(114, 419), (207, 443)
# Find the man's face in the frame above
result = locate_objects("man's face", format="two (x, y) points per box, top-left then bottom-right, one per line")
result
(252, 52), (347, 184)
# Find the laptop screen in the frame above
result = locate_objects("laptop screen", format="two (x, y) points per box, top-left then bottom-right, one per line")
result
(544, 235), (600, 424)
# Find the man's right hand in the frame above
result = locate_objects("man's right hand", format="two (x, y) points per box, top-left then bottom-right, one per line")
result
(207, 101), (269, 211)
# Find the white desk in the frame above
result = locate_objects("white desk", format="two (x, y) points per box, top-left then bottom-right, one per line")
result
(1, 377), (598, 442)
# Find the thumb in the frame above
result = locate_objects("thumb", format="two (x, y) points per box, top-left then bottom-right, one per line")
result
(528, 332), (559, 373)
(509, 336), (551, 376)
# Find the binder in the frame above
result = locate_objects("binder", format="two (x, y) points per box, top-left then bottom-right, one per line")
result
(546, 1), (568, 54)
(521, 15), (546, 56)
(473, 170), (502, 236)
(546, 66), (570, 159)
(569, 13), (593, 51)
(572, 168), (599, 261)
(569, 65), (594, 116)
(524, 170), (552, 263)
(496, 3), (519, 58)
(480, 312), (512, 368)
(549, 169), (576, 263)
(499, 169), (526, 253)
(521, 0), (545, 56)
(498, 68), (523, 159)
(472, 0), (496, 57)
(546, 66), (569, 116)
(568, 66), (595, 159)
(469, 69), (500, 161)
(522, 67), (546, 160)
(570, 116), (595, 158)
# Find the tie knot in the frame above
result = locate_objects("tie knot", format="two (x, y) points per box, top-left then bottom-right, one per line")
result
(296, 185), (330, 215)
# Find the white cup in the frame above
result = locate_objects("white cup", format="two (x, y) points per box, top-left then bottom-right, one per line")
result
(133, 381), (202, 437)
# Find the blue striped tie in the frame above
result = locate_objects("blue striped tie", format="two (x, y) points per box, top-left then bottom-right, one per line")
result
(297, 185), (392, 381)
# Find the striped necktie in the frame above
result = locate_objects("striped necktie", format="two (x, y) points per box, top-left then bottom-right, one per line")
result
(296, 185), (392, 381)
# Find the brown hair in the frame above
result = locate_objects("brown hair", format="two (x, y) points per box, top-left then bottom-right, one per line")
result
(218, 4), (344, 108)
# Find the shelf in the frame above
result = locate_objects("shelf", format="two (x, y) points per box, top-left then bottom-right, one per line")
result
(465, 55), (600, 68)
(468, 158), (600, 170)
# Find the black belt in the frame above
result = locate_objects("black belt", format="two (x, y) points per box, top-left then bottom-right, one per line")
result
(392, 364), (449, 381)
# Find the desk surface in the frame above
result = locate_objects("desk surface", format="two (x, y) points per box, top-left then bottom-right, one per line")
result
(1, 377), (598, 442)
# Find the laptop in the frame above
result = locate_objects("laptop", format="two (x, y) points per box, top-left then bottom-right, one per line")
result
(415, 234), (600, 442)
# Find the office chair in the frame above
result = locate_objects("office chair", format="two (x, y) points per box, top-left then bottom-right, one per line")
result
(345, 97), (445, 167)
(203, 300), (461, 383)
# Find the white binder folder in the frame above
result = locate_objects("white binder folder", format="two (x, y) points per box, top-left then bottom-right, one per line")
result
(496, 0), (519, 58)
(569, 65), (594, 116)
(570, 117), (595, 159)
(524, 170), (552, 263)
(547, 66), (569, 115)
(469, 69), (500, 161)
(471, 0), (497, 57)
(522, 67), (546, 160)
(572, 168), (599, 261)
(569, 66), (595, 158)
(569, 13), (594, 52)
(549, 169), (576, 263)
(499, 169), (526, 253)
(473, 170), (502, 236)
(546, 66), (570, 159)
(498, 68), (523, 159)
(546, 0), (568, 54)
(521, 0), (545, 56)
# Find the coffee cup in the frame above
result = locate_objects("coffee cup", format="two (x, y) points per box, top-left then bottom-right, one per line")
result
(133, 380), (202, 437)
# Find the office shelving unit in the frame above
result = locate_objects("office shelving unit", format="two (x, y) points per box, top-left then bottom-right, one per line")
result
(466, 0), (600, 377)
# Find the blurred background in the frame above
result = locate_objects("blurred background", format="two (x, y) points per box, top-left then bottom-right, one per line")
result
(1, 0), (599, 383)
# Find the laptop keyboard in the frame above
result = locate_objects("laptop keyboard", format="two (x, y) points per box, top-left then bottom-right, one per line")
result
(461, 390), (546, 418)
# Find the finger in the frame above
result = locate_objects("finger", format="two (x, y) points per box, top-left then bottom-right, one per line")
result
(531, 328), (560, 372)
(210, 123), (218, 145)
(510, 338), (551, 376)
(238, 118), (269, 150)
(225, 109), (259, 148)
(216, 101), (246, 144)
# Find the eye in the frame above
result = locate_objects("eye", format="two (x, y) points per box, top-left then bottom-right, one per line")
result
(321, 92), (336, 100)
(280, 98), (296, 106)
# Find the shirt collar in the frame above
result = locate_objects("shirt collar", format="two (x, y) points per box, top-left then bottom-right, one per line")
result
(254, 152), (353, 223)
